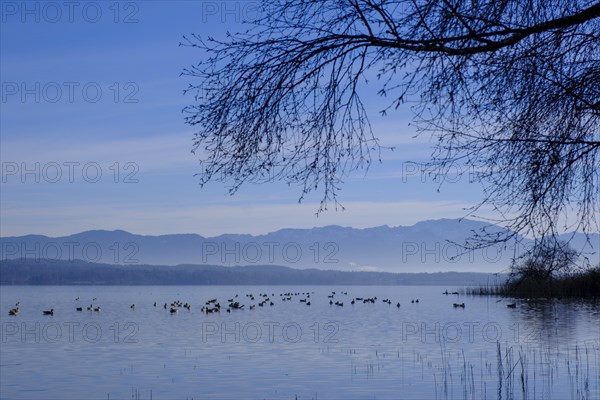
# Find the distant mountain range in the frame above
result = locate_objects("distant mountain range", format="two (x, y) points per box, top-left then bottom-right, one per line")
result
(1, 219), (598, 273)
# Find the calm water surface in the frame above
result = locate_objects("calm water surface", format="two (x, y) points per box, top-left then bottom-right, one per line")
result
(1, 285), (599, 399)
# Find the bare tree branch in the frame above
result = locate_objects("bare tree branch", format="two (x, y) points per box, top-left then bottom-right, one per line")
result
(181, 0), (600, 251)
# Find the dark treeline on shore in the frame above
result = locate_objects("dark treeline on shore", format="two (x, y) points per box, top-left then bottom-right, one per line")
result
(467, 266), (600, 298)
(0, 258), (502, 286)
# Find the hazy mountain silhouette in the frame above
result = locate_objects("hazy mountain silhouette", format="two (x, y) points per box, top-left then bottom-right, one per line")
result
(1, 218), (597, 273)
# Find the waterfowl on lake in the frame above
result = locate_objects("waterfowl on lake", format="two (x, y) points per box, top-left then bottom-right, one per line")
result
(506, 303), (517, 308)
(396, 302), (400, 308)
(453, 303), (465, 308)
(93, 306), (101, 312)
(8, 307), (19, 316)
(130, 304), (135, 309)
(43, 309), (54, 316)
(76, 307), (83, 311)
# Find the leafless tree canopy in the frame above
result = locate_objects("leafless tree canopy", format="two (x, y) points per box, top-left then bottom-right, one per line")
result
(512, 239), (579, 280)
(181, 0), (600, 248)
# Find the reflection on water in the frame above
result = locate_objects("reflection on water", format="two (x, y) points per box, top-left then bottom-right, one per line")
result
(1, 286), (598, 399)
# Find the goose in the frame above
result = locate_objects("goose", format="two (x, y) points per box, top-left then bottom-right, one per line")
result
(43, 309), (54, 316)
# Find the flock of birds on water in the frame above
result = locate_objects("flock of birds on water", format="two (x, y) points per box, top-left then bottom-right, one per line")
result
(6, 290), (518, 317)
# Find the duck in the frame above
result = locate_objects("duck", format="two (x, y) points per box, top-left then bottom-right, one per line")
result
(8, 307), (19, 316)
(170, 307), (178, 314)
(396, 302), (401, 308)
(76, 307), (83, 311)
(453, 303), (465, 308)
(506, 303), (517, 308)
(93, 306), (101, 312)
(130, 304), (135, 310)
(43, 308), (54, 316)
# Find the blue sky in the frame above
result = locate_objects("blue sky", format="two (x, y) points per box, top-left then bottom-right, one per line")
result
(1, 1), (488, 237)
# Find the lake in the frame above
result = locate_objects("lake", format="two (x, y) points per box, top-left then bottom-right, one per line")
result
(1, 285), (599, 399)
